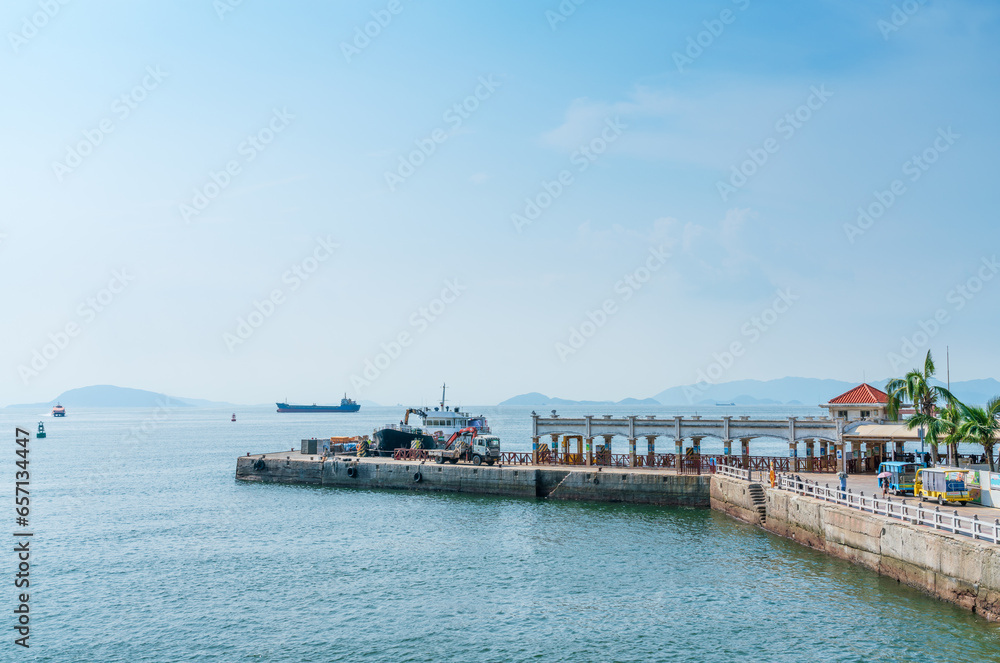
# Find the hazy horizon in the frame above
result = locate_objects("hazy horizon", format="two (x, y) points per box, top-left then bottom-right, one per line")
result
(4, 1), (999, 407)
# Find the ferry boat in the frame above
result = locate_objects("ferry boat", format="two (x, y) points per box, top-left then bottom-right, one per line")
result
(275, 396), (360, 413)
(371, 384), (489, 455)
(52, 403), (66, 417)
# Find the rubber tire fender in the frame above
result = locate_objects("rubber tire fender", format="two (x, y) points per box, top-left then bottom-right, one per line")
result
(413, 472), (422, 483)
(253, 459), (266, 472)
(347, 466), (357, 478)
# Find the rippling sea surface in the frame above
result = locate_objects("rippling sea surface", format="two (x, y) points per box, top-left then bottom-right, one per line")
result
(5, 404), (999, 662)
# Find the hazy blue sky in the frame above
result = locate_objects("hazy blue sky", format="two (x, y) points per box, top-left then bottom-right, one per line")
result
(3, 0), (998, 406)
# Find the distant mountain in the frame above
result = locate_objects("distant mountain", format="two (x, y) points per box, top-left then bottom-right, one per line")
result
(942, 378), (1000, 406)
(5, 385), (232, 409)
(655, 376), (1000, 406)
(500, 376), (1000, 410)
(655, 377), (858, 406)
(498, 393), (657, 406)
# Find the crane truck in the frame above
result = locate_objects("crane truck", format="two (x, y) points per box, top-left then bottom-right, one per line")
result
(427, 426), (500, 466)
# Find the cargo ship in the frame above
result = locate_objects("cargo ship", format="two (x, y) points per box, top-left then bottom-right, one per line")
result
(275, 396), (360, 413)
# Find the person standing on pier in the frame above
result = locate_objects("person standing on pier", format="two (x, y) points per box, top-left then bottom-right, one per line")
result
(837, 470), (847, 496)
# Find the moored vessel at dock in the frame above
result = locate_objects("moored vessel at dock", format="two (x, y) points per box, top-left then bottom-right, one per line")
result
(370, 383), (490, 456)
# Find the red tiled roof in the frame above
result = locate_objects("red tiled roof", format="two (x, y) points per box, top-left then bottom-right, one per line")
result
(827, 383), (889, 405)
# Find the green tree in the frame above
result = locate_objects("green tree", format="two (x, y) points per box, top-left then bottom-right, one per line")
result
(909, 400), (962, 466)
(885, 350), (956, 464)
(957, 397), (1000, 472)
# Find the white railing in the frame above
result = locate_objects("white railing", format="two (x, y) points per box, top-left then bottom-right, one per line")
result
(716, 463), (750, 482)
(776, 474), (1000, 545)
(716, 463), (768, 483)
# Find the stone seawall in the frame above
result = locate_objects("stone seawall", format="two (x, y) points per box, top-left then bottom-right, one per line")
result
(236, 454), (711, 506)
(711, 475), (1000, 622)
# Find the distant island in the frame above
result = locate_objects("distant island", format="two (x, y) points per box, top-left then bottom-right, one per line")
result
(499, 377), (1000, 407)
(4, 385), (232, 409)
(3, 385), (383, 409)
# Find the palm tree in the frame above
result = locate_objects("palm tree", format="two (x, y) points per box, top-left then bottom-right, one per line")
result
(885, 350), (957, 464)
(957, 397), (1000, 472)
(908, 399), (962, 465)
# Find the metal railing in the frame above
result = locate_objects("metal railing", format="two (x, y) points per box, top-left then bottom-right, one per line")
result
(776, 474), (1000, 545)
(392, 448), (429, 461)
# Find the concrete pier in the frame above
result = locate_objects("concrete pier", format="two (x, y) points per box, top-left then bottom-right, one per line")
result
(236, 452), (710, 506)
(711, 474), (1000, 622)
(236, 449), (1000, 622)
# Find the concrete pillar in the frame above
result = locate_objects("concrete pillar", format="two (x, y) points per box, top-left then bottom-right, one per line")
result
(894, 440), (904, 460)
(851, 440), (861, 473)
(806, 439), (815, 472)
(741, 437), (751, 469)
(691, 436), (702, 455)
(549, 434), (559, 462)
(585, 437), (593, 467)
(819, 439), (828, 458)
(531, 436), (539, 465)
(788, 439), (798, 472)
(628, 437), (637, 467)
(602, 435), (613, 466)
(723, 439), (732, 456)
(646, 436), (656, 467)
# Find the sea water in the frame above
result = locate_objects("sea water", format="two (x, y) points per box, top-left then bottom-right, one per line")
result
(3, 405), (998, 662)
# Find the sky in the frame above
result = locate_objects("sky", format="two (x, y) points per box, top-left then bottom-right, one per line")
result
(2, 0), (999, 407)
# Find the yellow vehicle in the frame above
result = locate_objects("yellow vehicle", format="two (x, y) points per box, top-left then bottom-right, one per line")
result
(915, 467), (970, 506)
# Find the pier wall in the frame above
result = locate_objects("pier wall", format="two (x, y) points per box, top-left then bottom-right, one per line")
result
(236, 455), (710, 506)
(711, 475), (1000, 622)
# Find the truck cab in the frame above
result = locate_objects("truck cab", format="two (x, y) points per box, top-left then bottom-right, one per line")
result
(472, 435), (501, 465)
(430, 428), (501, 465)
